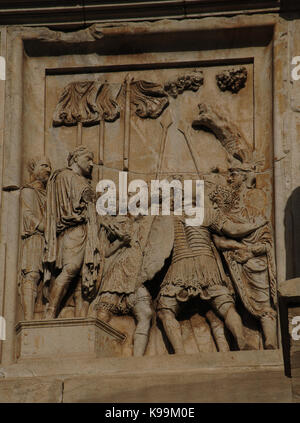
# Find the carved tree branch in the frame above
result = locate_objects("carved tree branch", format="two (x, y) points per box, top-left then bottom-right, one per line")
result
(192, 103), (253, 164)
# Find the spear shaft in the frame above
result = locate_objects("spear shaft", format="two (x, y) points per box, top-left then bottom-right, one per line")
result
(98, 119), (105, 181)
(123, 76), (131, 172)
(178, 124), (201, 178)
(156, 110), (173, 179)
(77, 121), (83, 146)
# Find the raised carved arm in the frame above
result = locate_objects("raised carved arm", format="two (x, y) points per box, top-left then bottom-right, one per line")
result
(221, 216), (266, 239)
(212, 234), (247, 251)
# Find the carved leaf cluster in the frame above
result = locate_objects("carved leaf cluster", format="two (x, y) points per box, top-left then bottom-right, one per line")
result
(164, 71), (204, 98)
(192, 103), (253, 164)
(216, 67), (247, 94)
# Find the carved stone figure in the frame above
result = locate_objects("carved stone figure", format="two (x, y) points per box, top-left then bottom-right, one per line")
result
(19, 156), (52, 320)
(43, 146), (102, 319)
(210, 169), (277, 349)
(94, 214), (153, 356)
(157, 206), (267, 353)
(42, 63), (274, 359)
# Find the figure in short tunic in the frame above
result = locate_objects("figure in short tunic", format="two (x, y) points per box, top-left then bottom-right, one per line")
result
(157, 207), (234, 317)
(95, 214), (153, 356)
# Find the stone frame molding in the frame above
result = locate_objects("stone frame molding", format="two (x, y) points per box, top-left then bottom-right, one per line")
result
(0, 15), (289, 369)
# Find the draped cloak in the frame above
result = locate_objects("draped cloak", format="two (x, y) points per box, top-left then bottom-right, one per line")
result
(19, 181), (46, 291)
(222, 222), (277, 318)
(43, 168), (102, 301)
(212, 187), (277, 319)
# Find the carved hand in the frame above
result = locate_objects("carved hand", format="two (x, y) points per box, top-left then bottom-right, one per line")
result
(232, 248), (253, 263)
(121, 234), (131, 246)
(251, 244), (266, 256)
(253, 216), (267, 229)
(37, 222), (45, 233)
(82, 188), (95, 203)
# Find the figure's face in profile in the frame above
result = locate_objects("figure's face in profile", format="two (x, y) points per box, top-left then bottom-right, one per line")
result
(210, 191), (222, 208)
(33, 158), (52, 184)
(227, 170), (244, 189)
(77, 151), (94, 178)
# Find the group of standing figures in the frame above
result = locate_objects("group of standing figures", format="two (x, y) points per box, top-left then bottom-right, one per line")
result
(19, 145), (278, 356)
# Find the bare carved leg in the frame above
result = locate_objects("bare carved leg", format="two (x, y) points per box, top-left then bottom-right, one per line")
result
(45, 264), (79, 319)
(79, 301), (90, 317)
(74, 279), (83, 318)
(74, 278), (90, 317)
(260, 315), (277, 349)
(97, 307), (112, 323)
(133, 300), (153, 357)
(34, 281), (44, 320)
(223, 305), (251, 350)
(20, 271), (39, 320)
(206, 309), (230, 352)
(158, 309), (185, 354)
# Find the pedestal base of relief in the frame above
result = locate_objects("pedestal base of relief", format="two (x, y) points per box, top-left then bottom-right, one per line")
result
(15, 318), (126, 360)
(0, 350), (292, 402)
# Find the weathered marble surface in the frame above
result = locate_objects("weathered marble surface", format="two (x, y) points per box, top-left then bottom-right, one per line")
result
(9, 17), (277, 356)
(16, 318), (126, 360)
(0, 11), (299, 401)
(0, 350), (292, 402)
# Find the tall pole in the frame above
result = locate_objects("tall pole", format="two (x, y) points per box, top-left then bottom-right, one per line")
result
(178, 122), (201, 178)
(77, 121), (83, 146)
(156, 110), (173, 179)
(98, 119), (105, 181)
(123, 75), (131, 172)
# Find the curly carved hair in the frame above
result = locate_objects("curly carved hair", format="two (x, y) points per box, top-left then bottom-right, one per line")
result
(67, 146), (93, 167)
(27, 155), (51, 175)
(209, 185), (239, 213)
